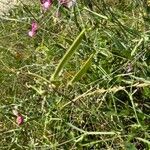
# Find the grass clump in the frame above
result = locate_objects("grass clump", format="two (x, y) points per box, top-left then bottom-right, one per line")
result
(0, 0), (150, 149)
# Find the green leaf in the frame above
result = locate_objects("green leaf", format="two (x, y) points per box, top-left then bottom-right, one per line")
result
(84, 7), (108, 20)
(131, 38), (143, 56)
(125, 142), (137, 150)
(136, 137), (150, 145)
(68, 52), (95, 85)
(50, 28), (86, 81)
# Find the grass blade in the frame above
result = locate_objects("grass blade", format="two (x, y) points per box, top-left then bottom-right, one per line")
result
(131, 38), (143, 56)
(83, 7), (108, 20)
(136, 137), (150, 145)
(67, 123), (119, 135)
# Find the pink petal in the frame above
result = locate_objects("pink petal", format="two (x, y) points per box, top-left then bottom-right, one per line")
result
(67, 0), (76, 8)
(31, 22), (38, 31)
(28, 21), (38, 37)
(28, 30), (36, 37)
(43, 1), (51, 9)
(59, 0), (76, 8)
(16, 115), (24, 125)
(40, 0), (52, 10)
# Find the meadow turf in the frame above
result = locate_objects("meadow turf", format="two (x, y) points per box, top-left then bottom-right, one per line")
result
(0, 0), (150, 149)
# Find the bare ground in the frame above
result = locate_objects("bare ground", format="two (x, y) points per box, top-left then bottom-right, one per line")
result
(0, 0), (36, 16)
(0, 0), (19, 15)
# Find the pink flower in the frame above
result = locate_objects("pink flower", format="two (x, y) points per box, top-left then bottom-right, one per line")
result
(31, 22), (38, 31)
(59, 0), (76, 8)
(28, 21), (38, 37)
(40, 0), (52, 10)
(16, 114), (24, 125)
(12, 108), (24, 125)
(28, 30), (36, 37)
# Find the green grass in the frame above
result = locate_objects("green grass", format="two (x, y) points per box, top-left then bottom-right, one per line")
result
(0, 0), (150, 149)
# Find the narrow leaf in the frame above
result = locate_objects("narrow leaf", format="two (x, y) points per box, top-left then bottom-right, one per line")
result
(84, 7), (108, 20)
(131, 38), (143, 56)
(50, 28), (86, 81)
(68, 52), (95, 85)
(136, 137), (150, 145)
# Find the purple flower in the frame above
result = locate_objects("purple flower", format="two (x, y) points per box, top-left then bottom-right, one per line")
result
(28, 21), (38, 37)
(40, 0), (52, 10)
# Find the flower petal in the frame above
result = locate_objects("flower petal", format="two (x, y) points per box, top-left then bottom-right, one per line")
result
(28, 30), (36, 37)
(40, 0), (52, 10)
(31, 22), (38, 31)
(59, 0), (76, 8)
(16, 115), (24, 125)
